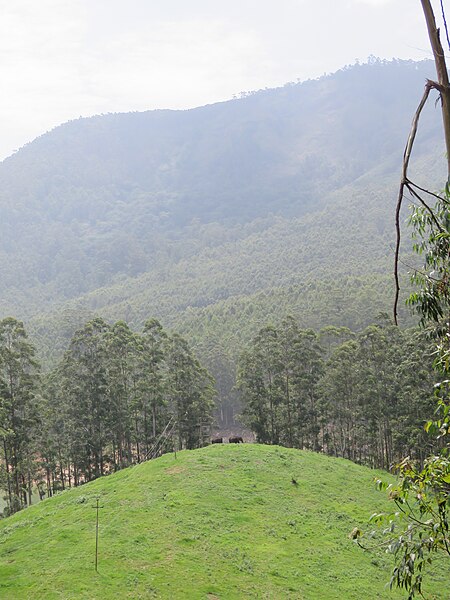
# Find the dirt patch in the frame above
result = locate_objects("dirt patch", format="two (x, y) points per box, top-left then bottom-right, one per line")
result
(165, 465), (185, 475)
(207, 595), (220, 600)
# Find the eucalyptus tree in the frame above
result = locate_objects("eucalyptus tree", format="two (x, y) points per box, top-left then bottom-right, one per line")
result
(165, 333), (215, 450)
(36, 371), (67, 495)
(237, 348), (272, 444)
(254, 325), (285, 445)
(105, 321), (139, 468)
(137, 318), (167, 453)
(391, 329), (436, 463)
(318, 339), (361, 460)
(237, 325), (284, 445)
(0, 317), (40, 514)
(238, 319), (323, 448)
(59, 317), (111, 482)
(289, 328), (324, 450)
(0, 315), (216, 517)
(357, 324), (400, 469)
(195, 337), (238, 428)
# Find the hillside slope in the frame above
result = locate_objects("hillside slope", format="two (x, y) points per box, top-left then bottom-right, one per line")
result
(26, 171), (421, 365)
(0, 445), (448, 599)
(0, 59), (444, 321)
(0, 59), (446, 389)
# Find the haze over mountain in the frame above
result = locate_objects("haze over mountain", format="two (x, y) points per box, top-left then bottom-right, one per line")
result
(0, 59), (445, 376)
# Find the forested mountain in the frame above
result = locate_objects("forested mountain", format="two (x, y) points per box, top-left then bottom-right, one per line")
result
(0, 59), (446, 411)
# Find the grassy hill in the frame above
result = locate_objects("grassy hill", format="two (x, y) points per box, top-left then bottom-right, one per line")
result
(0, 444), (448, 599)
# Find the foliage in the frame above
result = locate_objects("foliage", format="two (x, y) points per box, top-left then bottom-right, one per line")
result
(0, 61), (441, 430)
(358, 188), (450, 597)
(0, 59), (440, 317)
(0, 317), (40, 515)
(237, 317), (436, 468)
(0, 62), (441, 350)
(362, 390), (449, 599)
(0, 318), (214, 516)
(407, 191), (450, 363)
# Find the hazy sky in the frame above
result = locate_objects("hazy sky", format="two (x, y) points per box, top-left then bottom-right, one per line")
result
(0, 0), (444, 160)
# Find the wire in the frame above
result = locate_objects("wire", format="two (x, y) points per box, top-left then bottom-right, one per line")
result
(144, 416), (175, 461)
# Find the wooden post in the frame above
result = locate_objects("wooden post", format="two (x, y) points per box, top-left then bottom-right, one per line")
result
(95, 498), (99, 572)
(173, 421), (177, 459)
(93, 498), (104, 572)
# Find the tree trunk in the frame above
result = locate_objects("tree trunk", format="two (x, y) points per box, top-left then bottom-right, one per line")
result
(421, 0), (450, 180)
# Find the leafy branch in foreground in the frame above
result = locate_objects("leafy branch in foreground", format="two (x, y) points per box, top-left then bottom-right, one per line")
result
(362, 426), (449, 598)
(356, 184), (450, 597)
(359, 1), (450, 596)
(357, 168), (450, 594)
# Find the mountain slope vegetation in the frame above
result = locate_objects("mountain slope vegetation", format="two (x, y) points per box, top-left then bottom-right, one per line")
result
(0, 59), (444, 316)
(0, 444), (448, 599)
(0, 60), (446, 398)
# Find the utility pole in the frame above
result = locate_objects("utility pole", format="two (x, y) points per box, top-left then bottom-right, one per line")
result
(93, 497), (104, 572)
(172, 419), (178, 459)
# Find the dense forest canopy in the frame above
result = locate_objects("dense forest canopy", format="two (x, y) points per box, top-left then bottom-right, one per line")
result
(0, 316), (214, 515)
(237, 317), (437, 469)
(0, 314), (438, 518)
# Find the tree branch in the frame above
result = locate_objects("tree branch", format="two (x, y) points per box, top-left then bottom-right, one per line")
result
(408, 180), (449, 203)
(405, 181), (445, 232)
(394, 82), (433, 325)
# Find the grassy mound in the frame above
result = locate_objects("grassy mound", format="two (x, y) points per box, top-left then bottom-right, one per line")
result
(0, 444), (447, 599)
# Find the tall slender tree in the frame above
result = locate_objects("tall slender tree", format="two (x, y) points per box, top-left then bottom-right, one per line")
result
(0, 317), (40, 514)
(165, 333), (215, 450)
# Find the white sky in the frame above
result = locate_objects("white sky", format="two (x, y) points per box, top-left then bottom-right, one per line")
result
(0, 0), (444, 161)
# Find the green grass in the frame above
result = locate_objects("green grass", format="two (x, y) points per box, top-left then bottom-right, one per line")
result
(0, 445), (448, 599)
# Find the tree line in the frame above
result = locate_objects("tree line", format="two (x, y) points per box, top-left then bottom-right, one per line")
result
(1, 312), (438, 518)
(0, 316), (214, 516)
(237, 316), (437, 469)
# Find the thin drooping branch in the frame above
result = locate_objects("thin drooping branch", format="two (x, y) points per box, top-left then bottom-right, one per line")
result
(394, 249), (442, 282)
(408, 179), (448, 203)
(402, 82), (433, 182)
(394, 82), (433, 325)
(405, 181), (445, 232)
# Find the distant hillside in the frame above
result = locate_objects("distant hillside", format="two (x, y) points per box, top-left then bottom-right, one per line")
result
(0, 59), (444, 315)
(0, 59), (446, 407)
(0, 444), (448, 599)
(28, 177), (417, 366)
